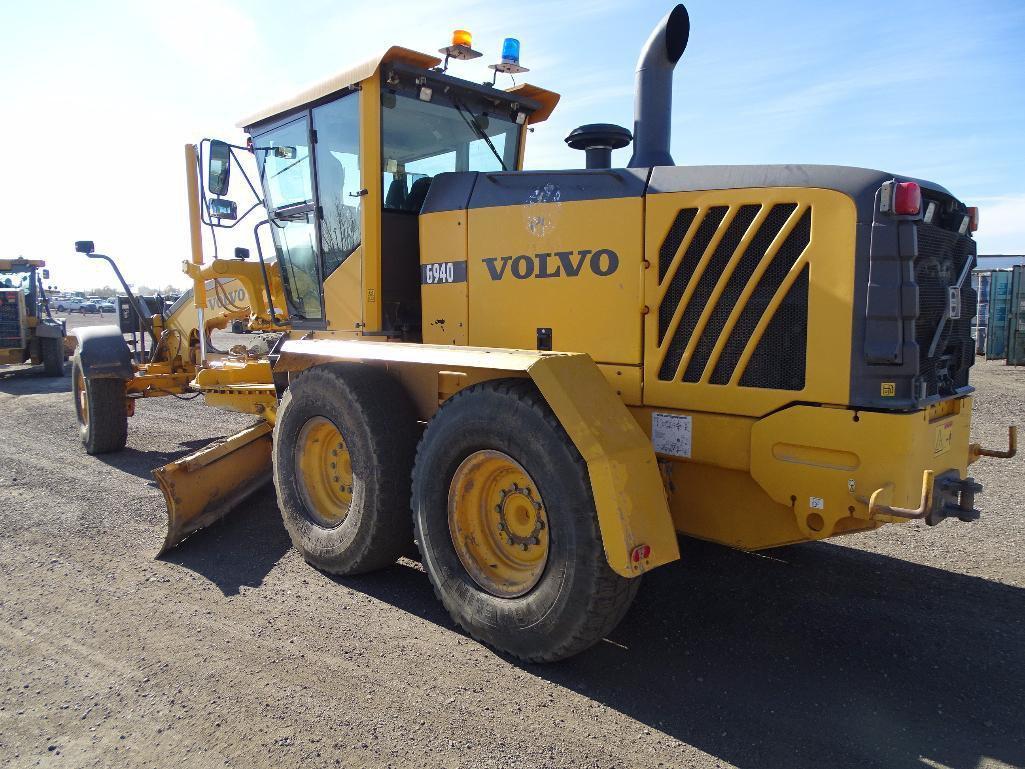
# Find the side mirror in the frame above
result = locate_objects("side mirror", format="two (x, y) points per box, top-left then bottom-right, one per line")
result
(234, 247), (250, 260)
(208, 140), (232, 196)
(209, 198), (238, 221)
(75, 241), (95, 254)
(273, 146), (297, 159)
(42, 269), (50, 279)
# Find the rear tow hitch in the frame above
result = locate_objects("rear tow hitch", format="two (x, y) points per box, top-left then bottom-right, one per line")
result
(927, 472), (983, 526)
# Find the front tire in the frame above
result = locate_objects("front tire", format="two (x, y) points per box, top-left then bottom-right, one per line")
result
(272, 364), (418, 575)
(412, 379), (640, 663)
(41, 337), (64, 377)
(72, 358), (128, 454)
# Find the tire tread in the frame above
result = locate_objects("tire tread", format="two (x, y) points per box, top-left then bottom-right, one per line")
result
(413, 377), (640, 663)
(274, 364), (417, 575)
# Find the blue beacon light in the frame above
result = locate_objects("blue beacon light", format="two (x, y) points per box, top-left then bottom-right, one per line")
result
(490, 36), (529, 81)
(501, 37), (521, 66)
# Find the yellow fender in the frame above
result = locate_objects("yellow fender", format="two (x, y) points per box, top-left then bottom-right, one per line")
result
(275, 338), (680, 577)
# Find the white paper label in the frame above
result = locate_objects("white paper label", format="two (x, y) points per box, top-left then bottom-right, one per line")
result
(652, 413), (692, 458)
(809, 496), (825, 510)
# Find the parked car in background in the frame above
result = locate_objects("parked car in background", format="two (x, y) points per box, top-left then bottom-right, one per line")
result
(79, 302), (99, 314)
(98, 301), (116, 314)
(55, 297), (84, 313)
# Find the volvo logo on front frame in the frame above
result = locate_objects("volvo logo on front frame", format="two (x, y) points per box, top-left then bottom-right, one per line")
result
(482, 249), (620, 281)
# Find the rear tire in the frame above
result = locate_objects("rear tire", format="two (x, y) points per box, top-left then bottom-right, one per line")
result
(272, 364), (418, 575)
(412, 379), (640, 663)
(72, 357), (128, 454)
(41, 337), (64, 377)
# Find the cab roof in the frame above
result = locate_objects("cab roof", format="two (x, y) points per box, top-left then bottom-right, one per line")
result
(0, 258), (44, 270)
(238, 45), (559, 130)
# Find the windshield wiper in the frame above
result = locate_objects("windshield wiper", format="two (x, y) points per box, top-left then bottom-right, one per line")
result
(452, 98), (508, 172)
(270, 200), (315, 223)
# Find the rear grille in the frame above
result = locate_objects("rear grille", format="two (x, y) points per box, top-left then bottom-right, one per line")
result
(0, 292), (23, 349)
(913, 221), (976, 397)
(656, 204), (812, 389)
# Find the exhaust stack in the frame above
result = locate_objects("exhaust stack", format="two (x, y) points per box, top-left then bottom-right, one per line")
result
(628, 4), (690, 168)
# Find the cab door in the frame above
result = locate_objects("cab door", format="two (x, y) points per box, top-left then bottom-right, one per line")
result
(254, 114), (324, 326)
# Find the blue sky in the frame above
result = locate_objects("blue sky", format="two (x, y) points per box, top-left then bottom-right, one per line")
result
(1, 0), (1023, 289)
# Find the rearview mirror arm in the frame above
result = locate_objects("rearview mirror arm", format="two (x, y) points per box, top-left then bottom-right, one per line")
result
(35, 272), (56, 322)
(85, 252), (160, 350)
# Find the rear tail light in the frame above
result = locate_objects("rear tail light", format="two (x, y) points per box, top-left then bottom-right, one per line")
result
(967, 206), (979, 232)
(880, 180), (922, 216)
(893, 182), (922, 215)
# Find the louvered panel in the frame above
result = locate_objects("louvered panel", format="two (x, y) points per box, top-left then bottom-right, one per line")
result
(739, 264), (810, 390)
(643, 187), (854, 418)
(657, 206), (727, 347)
(658, 206), (758, 380)
(709, 208), (812, 386)
(682, 203), (797, 383)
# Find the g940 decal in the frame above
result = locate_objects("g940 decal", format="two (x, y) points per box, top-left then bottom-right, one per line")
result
(421, 261), (467, 285)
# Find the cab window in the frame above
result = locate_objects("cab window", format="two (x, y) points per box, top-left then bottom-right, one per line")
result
(380, 92), (520, 213)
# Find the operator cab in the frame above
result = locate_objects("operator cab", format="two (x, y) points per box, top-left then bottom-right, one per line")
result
(0, 260), (44, 316)
(222, 45), (557, 339)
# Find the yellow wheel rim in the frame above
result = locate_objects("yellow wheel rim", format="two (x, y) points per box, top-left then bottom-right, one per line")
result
(448, 450), (550, 598)
(74, 367), (88, 426)
(295, 416), (353, 528)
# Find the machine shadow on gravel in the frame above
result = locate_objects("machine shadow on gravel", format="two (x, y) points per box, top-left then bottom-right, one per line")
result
(157, 489), (291, 596)
(92, 438), (218, 481)
(337, 536), (1025, 769)
(0, 366), (71, 395)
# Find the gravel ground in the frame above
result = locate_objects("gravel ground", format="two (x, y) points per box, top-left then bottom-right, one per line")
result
(1, 316), (1023, 769)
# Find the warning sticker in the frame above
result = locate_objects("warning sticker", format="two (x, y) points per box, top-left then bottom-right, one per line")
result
(652, 413), (692, 458)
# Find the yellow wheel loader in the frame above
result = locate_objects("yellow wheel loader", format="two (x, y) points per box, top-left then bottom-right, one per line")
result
(73, 4), (1016, 662)
(0, 259), (67, 377)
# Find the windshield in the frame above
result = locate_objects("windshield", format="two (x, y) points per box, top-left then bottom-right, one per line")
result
(381, 91), (520, 212)
(0, 270), (31, 292)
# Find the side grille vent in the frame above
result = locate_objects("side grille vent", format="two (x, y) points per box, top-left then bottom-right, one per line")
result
(710, 209), (811, 385)
(658, 208), (698, 283)
(658, 206), (728, 346)
(684, 204), (797, 382)
(655, 204), (812, 389)
(739, 264), (809, 390)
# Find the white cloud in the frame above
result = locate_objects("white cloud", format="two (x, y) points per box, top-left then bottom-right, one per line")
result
(974, 195), (1025, 255)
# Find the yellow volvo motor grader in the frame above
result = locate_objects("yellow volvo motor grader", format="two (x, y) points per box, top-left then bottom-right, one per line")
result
(0, 258), (67, 376)
(72, 5), (1016, 662)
